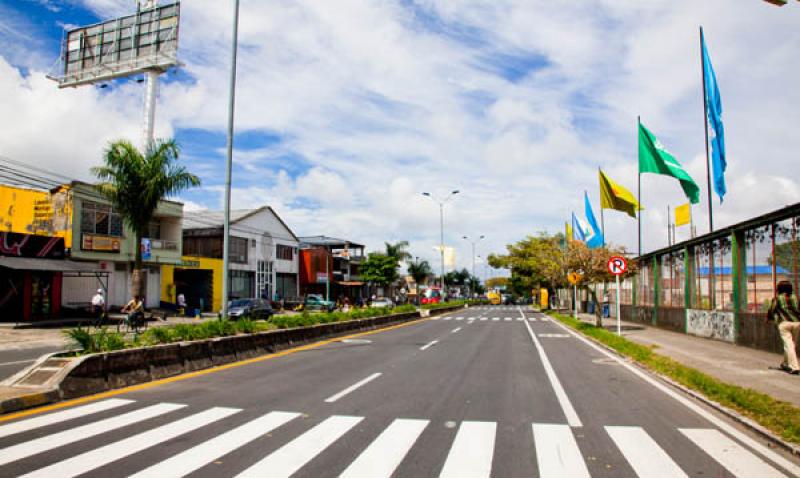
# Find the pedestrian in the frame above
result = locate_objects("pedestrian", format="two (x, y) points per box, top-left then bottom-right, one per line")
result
(768, 280), (800, 375)
(177, 292), (187, 316)
(91, 288), (105, 325)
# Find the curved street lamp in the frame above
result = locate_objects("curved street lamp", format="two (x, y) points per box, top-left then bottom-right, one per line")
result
(422, 190), (460, 291)
(463, 235), (485, 298)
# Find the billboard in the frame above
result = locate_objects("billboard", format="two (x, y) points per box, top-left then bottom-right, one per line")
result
(50, 2), (180, 88)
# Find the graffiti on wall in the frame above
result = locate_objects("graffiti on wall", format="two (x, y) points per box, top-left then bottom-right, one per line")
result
(687, 309), (735, 342)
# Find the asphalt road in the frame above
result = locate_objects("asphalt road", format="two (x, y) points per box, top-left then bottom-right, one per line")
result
(0, 346), (64, 382)
(1, 306), (799, 477)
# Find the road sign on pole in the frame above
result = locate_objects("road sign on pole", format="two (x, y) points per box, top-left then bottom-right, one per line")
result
(607, 256), (627, 335)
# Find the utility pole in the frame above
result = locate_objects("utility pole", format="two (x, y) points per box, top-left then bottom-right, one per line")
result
(463, 235), (485, 299)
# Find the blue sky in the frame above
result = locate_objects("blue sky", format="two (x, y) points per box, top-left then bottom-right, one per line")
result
(2, 0), (800, 276)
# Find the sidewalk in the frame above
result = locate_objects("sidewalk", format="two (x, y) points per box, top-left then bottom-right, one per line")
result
(574, 312), (800, 408)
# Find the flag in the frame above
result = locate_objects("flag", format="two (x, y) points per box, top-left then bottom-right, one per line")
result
(584, 192), (604, 249)
(675, 203), (691, 227)
(639, 122), (701, 204)
(702, 30), (726, 202)
(599, 169), (641, 218)
(571, 212), (586, 242)
(565, 221), (573, 243)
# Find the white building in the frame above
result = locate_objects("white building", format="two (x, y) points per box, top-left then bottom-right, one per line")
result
(182, 207), (300, 301)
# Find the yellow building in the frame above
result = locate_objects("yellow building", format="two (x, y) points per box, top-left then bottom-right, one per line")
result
(161, 256), (223, 313)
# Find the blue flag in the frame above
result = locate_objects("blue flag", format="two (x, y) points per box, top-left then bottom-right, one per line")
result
(584, 192), (604, 249)
(702, 30), (726, 202)
(571, 212), (585, 242)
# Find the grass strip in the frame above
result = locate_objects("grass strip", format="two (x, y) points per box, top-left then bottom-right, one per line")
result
(550, 311), (800, 444)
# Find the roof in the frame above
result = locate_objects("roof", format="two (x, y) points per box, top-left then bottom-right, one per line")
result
(183, 206), (299, 241)
(298, 235), (365, 248)
(0, 256), (106, 273)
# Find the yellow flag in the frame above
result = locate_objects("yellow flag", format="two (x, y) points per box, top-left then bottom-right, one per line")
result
(675, 203), (691, 227)
(599, 170), (641, 218)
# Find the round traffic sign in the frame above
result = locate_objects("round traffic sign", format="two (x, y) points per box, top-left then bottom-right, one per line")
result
(607, 256), (628, 275)
(567, 272), (582, 285)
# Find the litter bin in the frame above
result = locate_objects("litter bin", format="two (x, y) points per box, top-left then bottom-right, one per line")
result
(602, 303), (610, 318)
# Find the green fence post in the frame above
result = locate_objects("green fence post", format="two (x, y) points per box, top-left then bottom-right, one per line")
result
(652, 256), (660, 326)
(731, 231), (745, 342)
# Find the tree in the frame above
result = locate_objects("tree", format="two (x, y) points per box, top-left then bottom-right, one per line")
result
(92, 139), (200, 298)
(360, 253), (400, 289)
(385, 241), (411, 263)
(485, 277), (509, 290)
(488, 233), (566, 295)
(407, 260), (432, 286)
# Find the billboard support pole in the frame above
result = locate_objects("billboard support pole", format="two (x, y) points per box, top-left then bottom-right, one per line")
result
(142, 70), (159, 149)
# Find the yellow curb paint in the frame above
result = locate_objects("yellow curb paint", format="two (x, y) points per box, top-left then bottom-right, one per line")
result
(0, 316), (434, 423)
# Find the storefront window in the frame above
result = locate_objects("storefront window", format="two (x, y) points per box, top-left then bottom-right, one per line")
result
(81, 201), (123, 237)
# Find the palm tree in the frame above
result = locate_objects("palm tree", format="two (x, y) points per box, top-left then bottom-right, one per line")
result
(407, 260), (432, 305)
(385, 240), (411, 264)
(92, 139), (200, 298)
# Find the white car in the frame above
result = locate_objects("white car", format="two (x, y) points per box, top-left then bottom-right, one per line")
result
(371, 297), (394, 308)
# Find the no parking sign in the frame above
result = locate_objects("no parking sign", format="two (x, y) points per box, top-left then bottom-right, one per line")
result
(607, 256), (627, 276)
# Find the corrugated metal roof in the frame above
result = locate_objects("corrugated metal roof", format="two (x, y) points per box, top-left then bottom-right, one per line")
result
(298, 236), (365, 248)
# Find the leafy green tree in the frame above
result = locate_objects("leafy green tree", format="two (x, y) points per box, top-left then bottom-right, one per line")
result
(488, 233), (566, 295)
(385, 240), (411, 263)
(92, 139), (200, 298)
(360, 253), (400, 288)
(407, 260), (432, 286)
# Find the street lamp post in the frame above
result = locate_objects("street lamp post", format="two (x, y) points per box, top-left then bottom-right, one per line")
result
(422, 190), (459, 295)
(463, 235), (485, 298)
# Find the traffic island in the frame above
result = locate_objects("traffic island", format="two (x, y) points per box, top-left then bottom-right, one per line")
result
(0, 307), (463, 414)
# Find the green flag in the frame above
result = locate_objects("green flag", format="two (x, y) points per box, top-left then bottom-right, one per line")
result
(638, 122), (700, 204)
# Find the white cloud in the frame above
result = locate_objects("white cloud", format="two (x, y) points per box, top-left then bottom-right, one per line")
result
(1, 0), (800, 276)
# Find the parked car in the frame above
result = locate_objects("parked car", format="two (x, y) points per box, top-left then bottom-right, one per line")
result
(305, 294), (336, 312)
(420, 287), (442, 305)
(371, 297), (394, 308)
(228, 298), (273, 320)
(502, 294), (516, 305)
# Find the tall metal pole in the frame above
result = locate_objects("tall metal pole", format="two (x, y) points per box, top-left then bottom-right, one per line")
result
(142, 70), (159, 150)
(615, 274), (621, 335)
(700, 26), (714, 233)
(439, 203), (445, 290)
(222, 0), (241, 319)
(637, 115), (642, 258)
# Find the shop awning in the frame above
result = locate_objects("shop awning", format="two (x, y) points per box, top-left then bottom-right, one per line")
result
(0, 256), (105, 273)
(336, 281), (365, 286)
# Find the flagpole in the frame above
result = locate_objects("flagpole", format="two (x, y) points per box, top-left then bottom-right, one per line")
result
(599, 167), (605, 247)
(667, 205), (671, 247)
(637, 116), (642, 258)
(700, 26), (714, 233)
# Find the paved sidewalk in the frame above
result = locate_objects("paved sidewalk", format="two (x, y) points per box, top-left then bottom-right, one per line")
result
(574, 312), (800, 408)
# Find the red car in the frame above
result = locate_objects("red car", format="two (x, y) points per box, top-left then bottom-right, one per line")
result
(420, 287), (442, 305)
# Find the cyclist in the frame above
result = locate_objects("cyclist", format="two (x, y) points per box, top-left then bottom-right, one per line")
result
(121, 295), (145, 329)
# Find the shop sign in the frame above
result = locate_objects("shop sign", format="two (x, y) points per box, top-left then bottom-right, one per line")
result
(81, 233), (121, 252)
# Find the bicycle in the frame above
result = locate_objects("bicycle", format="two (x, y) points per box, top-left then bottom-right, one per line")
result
(117, 312), (148, 334)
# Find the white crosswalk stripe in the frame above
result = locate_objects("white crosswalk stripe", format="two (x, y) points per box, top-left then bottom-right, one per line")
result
(0, 398), (134, 439)
(455, 317), (464, 321)
(533, 423), (590, 477)
(0, 402), (185, 466)
(606, 426), (687, 478)
(528, 317), (536, 322)
(504, 317), (512, 321)
(491, 317), (500, 321)
(680, 428), (787, 478)
(439, 421), (496, 478)
(21, 407), (240, 478)
(236, 415), (363, 478)
(130, 411), (300, 478)
(443, 317), (452, 321)
(340, 418), (429, 478)
(0, 401), (790, 478)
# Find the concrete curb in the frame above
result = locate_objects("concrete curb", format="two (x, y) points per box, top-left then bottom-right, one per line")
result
(1, 309), (430, 415)
(545, 312), (800, 457)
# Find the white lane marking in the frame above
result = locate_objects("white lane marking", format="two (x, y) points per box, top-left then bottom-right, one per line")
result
(455, 317), (465, 321)
(546, 315), (800, 476)
(491, 317), (500, 322)
(504, 317), (513, 321)
(324, 372), (382, 403)
(0, 402), (185, 466)
(539, 317), (549, 321)
(480, 317), (488, 321)
(340, 418), (429, 478)
(439, 421), (496, 478)
(236, 415), (363, 478)
(420, 340), (438, 351)
(521, 308), (581, 427)
(443, 317), (452, 321)
(680, 428), (786, 478)
(0, 359), (37, 367)
(606, 426), (687, 478)
(528, 317), (537, 322)
(131, 411), (300, 478)
(533, 423), (590, 478)
(22, 407), (240, 478)
(451, 327), (461, 333)
(538, 334), (570, 338)
(0, 398), (134, 439)
(516, 317), (524, 321)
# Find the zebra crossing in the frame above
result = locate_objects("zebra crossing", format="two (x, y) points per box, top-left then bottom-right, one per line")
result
(0, 398), (790, 477)
(434, 316), (538, 322)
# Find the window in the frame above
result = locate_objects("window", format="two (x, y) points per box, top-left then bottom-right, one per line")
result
(229, 236), (248, 264)
(183, 236), (223, 258)
(81, 201), (123, 237)
(277, 244), (294, 261)
(146, 221), (161, 240)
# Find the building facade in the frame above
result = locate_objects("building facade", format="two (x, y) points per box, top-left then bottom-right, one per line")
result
(298, 236), (367, 301)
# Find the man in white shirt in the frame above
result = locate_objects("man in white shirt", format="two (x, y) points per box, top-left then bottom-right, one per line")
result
(91, 289), (105, 325)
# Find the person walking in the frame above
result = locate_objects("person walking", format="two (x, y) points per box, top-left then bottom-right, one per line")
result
(769, 281), (800, 375)
(91, 289), (105, 326)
